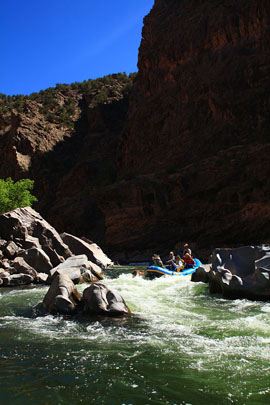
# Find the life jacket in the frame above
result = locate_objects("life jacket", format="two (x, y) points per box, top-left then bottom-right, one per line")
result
(176, 258), (184, 265)
(184, 256), (194, 265)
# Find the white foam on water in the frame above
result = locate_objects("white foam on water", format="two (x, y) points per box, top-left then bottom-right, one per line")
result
(2, 272), (270, 381)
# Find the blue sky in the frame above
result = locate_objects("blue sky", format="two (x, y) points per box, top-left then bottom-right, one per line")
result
(0, 0), (154, 95)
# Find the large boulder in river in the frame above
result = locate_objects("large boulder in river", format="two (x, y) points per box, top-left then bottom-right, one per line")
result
(61, 233), (113, 269)
(43, 274), (82, 315)
(82, 283), (130, 316)
(208, 245), (270, 300)
(49, 254), (103, 284)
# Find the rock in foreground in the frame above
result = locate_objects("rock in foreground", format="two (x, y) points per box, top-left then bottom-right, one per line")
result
(83, 283), (130, 316)
(43, 274), (82, 315)
(41, 274), (130, 317)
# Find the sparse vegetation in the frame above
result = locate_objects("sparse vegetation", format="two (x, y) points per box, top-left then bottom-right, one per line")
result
(0, 72), (137, 130)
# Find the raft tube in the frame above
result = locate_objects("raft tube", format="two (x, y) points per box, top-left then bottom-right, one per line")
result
(145, 258), (202, 279)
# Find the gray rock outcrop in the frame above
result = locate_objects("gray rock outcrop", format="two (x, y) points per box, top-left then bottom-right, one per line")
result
(0, 207), (113, 287)
(61, 233), (113, 269)
(49, 254), (103, 284)
(208, 245), (270, 300)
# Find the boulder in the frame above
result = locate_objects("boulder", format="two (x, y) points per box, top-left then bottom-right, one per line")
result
(17, 248), (53, 274)
(4, 273), (34, 286)
(43, 274), (82, 315)
(17, 235), (41, 250)
(49, 254), (102, 284)
(1, 259), (12, 269)
(13, 257), (38, 279)
(42, 244), (65, 268)
(0, 269), (10, 279)
(61, 233), (113, 269)
(209, 245), (270, 300)
(0, 239), (7, 249)
(191, 264), (210, 283)
(82, 283), (130, 316)
(4, 241), (20, 259)
(36, 272), (48, 284)
(0, 207), (72, 266)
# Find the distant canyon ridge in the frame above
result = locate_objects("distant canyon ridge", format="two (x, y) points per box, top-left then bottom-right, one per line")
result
(1, 0), (270, 262)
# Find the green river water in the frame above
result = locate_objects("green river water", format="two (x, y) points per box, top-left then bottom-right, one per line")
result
(1, 267), (270, 405)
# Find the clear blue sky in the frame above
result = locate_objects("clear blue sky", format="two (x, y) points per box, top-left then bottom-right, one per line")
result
(0, 0), (154, 96)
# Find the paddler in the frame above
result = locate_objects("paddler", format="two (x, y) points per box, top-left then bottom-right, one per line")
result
(183, 252), (195, 269)
(152, 254), (164, 268)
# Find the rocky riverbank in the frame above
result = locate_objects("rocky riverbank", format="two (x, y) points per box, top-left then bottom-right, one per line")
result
(1, 207), (270, 303)
(0, 206), (112, 287)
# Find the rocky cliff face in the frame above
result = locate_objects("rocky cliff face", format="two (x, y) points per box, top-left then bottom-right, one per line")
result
(1, 1), (270, 262)
(0, 75), (132, 248)
(110, 0), (270, 259)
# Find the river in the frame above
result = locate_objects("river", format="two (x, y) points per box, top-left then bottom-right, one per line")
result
(1, 267), (270, 404)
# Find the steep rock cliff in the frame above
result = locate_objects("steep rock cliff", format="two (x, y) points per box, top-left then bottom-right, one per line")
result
(106, 0), (270, 258)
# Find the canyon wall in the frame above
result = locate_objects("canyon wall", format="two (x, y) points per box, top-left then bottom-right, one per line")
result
(110, 0), (270, 259)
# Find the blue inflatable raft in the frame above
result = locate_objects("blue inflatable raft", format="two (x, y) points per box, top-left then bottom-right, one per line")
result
(145, 258), (202, 279)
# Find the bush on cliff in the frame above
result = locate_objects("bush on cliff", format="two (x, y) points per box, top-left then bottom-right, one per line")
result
(0, 178), (37, 214)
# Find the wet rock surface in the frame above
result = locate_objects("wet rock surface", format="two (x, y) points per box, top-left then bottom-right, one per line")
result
(41, 275), (130, 317)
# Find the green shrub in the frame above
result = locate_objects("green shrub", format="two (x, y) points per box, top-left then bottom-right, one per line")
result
(0, 178), (37, 214)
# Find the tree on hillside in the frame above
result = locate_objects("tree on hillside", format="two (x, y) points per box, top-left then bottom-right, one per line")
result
(0, 178), (37, 215)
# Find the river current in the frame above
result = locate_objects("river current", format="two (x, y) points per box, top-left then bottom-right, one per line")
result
(1, 267), (270, 404)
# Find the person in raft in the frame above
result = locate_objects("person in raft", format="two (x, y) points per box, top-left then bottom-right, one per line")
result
(183, 243), (192, 257)
(175, 254), (184, 271)
(166, 252), (177, 271)
(166, 252), (175, 266)
(183, 252), (195, 269)
(152, 254), (164, 268)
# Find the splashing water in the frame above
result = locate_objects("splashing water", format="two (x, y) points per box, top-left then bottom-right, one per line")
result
(1, 270), (270, 404)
